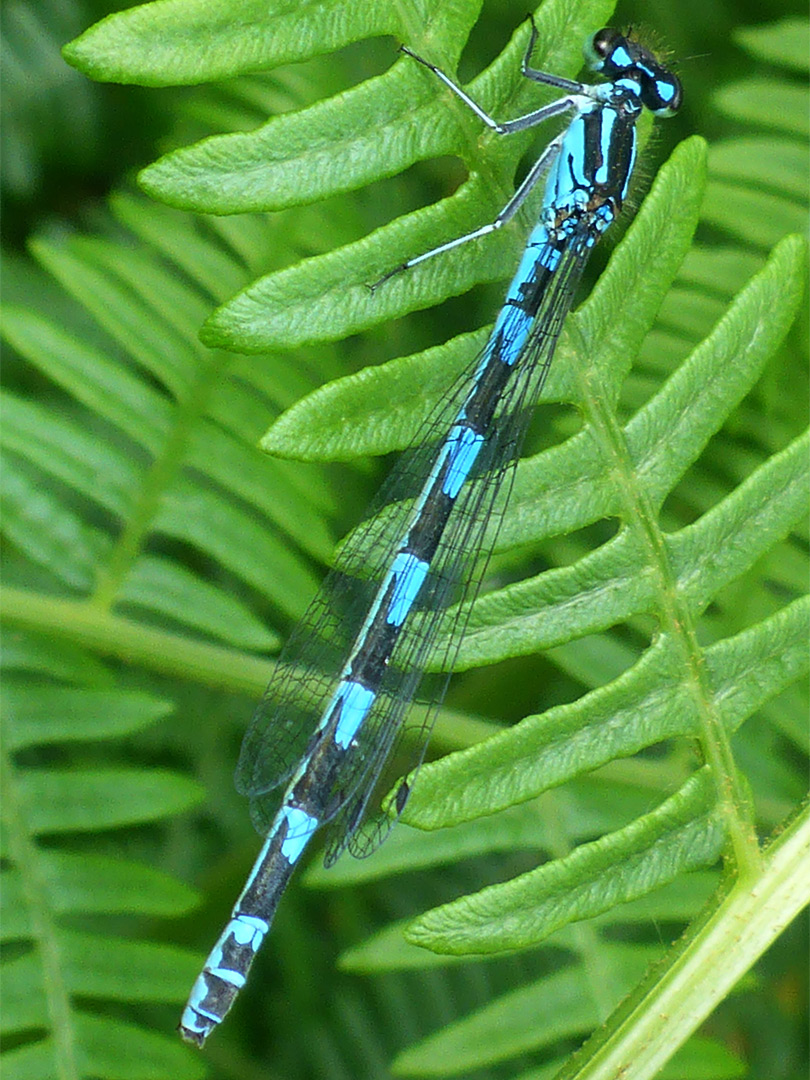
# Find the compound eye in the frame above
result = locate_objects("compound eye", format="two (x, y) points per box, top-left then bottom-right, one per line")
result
(590, 27), (620, 60)
(642, 71), (683, 116)
(586, 27), (636, 75)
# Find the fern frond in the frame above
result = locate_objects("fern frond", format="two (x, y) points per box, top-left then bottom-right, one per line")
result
(704, 17), (809, 250)
(7, 1), (808, 1077)
(0, 660), (204, 1079)
(0, 189), (353, 1075)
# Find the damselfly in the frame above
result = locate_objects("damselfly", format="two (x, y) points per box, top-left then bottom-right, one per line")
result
(180, 18), (682, 1046)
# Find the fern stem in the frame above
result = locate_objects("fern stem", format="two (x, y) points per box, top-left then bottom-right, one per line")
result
(93, 353), (222, 609)
(556, 801), (810, 1080)
(566, 318), (763, 874)
(1, 585), (274, 695)
(0, 753), (79, 1080)
(1, 585), (500, 754)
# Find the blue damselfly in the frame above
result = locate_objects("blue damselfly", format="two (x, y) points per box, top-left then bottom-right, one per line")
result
(180, 18), (682, 1046)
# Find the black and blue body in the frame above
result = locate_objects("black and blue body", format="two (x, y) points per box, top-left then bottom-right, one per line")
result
(180, 20), (681, 1047)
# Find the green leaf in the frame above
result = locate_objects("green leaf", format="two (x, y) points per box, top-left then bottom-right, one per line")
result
(135, 1), (606, 214)
(155, 479), (321, 620)
(404, 598), (808, 830)
(2, 684), (173, 749)
(713, 81), (808, 137)
(1, 1013), (206, 1080)
(0, 631), (110, 686)
(405, 771), (724, 954)
(0, 669), (207, 1076)
(392, 944), (656, 1075)
(734, 17), (809, 71)
(194, 1), (616, 350)
(553, 807), (810, 1080)
(120, 555), (279, 650)
(1, 390), (140, 517)
(341, 872), (719, 973)
(705, 33), (809, 250)
(16, 768), (203, 833)
(0, 456), (109, 589)
(1, 304), (171, 453)
(1, 851), (197, 939)
(2, 933), (199, 1026)
(64, 0), (408, 86)
(313, 777), (691, 887)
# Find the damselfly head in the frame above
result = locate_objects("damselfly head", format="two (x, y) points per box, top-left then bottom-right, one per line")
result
(585, 27), (683, 117)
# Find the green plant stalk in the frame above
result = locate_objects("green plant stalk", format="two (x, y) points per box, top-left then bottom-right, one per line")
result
(0, 753), (79, 1080)
(558, 801), (810, 1080)
(566, 287), (762, 879)
(1, 584), (273, 696)
(1, 585), (499, 750)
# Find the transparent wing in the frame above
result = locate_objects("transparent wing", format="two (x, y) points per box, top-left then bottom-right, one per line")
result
(238, 221), (594, 862)
(234, 352), (484, 802)
(331, 228), (595, 863)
